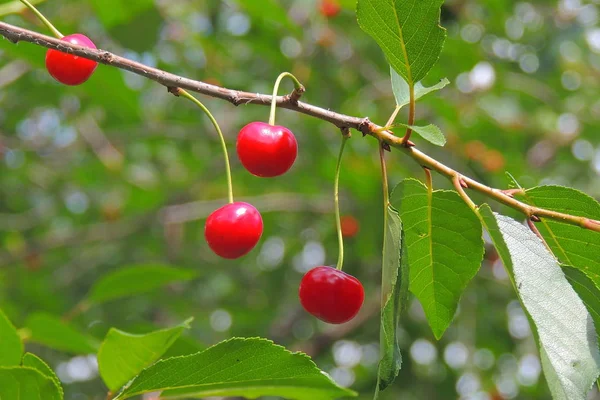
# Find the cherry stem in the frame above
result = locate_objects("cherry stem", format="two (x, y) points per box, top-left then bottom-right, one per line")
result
(268, 72), (303, 126)
(19, 0), (62, 39)
(179, 89), (234, 204)
(379, 142), (389, 209)
(401, 84), (415, 144)
(385, 105), (401, 128)
(334, 135), (349, 271)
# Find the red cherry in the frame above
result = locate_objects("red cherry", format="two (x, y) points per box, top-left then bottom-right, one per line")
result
(299, 266), (364, 324)
(45, 34), (98, 86)
(204, 202), (263, 259)
(319, 0), (342, 18)
(236, 121), (298, 177)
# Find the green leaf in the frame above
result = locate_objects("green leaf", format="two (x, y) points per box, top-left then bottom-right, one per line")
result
(391, 68), (449, 108)
(563, 267), (600, 347)
(114, 337), (356, 400)
(376, 206), (409, 391)
(88, 0), (155, 28)
(478, 205), (600, 400)
(24, 312), (99, 354)
(516, 186), (600, 287)
(398, 123), (446, 146)
(86, 264), (196, 305)
(392, 179), (484, 339)
(22, 353), (63, 398)
(0, 367), (62, 400)
(98, 318), (193, 391)
(357, 0), (446, 84)
(0, 309), (22, 366)
(235, 0), (300, 33)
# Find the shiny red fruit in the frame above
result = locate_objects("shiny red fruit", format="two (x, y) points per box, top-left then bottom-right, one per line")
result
(204, 202), (263, 259)
(299, 266), (364, 324)
(319, 0), (342, 18)
(236, 121), (298, 177)
(45, 34), (98, 86)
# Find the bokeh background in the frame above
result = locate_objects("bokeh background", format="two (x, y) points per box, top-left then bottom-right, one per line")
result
(1, 0), (600, 399)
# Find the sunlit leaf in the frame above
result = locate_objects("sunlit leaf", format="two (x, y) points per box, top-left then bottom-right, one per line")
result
(0, 367), (61, 400)
(98, 318), (193, 391)
(479, 205), (600, 400)
(22, 353), (63, 398)
(516, 186), (600, 288)
(393, 179), (484, 339)
(398, 123), (446, 146)
(114, 337), (356, 400)
(357, 0), (446, 84)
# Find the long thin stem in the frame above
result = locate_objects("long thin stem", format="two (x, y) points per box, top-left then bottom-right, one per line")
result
(385, 105), (401, 128)
(269, 72), (303, 126)
(1, 21), (599, 233)
(178, 89), (234, 203)
(19, 0), (62, 38)
(334, 135), (349, 271)
(379, 141), (390, 209)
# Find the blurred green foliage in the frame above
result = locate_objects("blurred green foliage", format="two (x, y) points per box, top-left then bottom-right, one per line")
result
(1, 0), (600, 398)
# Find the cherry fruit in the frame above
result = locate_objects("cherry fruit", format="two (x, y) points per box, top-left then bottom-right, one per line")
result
(204, 202), (263, 259)
(299, 266), (364, 324)
(236, 121), (297, 177)
(45, 34), (98, 85)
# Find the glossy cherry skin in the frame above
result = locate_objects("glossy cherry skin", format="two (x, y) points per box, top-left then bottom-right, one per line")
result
(204, 202), (263, 259)
(299, 266), (364, 324)
(236, 121), (298, 177)
(45, 34), (98, 86)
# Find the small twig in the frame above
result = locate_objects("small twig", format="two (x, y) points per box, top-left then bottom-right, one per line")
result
(527, 218), (553, 253)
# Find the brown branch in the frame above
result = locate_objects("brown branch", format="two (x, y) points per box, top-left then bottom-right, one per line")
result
(1, 21), (599, 234)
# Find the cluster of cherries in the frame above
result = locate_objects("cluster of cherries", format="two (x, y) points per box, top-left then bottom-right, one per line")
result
(34, 2), (364, 325)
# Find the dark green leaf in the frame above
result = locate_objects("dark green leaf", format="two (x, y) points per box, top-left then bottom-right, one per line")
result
(391, 68), (449, 108)
(0, 367), (61, 400)
(22, 353), (63, 398)
(114, 337), (356, 400)
(357, 0), (446, 84)
(0, 308), (22, 366)
(478, 205), (600, 400)
(376, 205), (409, 391)
(98, 318), (193, 391)
(24, 313), (99, 354)
(86, 264), (196, 305)
(392, 179), (484, 339)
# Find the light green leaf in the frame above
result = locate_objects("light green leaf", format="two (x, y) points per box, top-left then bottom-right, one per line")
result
(0, 309), (22, 366)
(0, 367), (61, 400)
(391, 68), (449, 108)
(98, 318), (193, 391)
(478, 205), (600, 400)
(516, 186), (600, 288)
(357, 0), (446, 84)
(86, 264), (196, 305)
(0, 0), (45, 17)
(397, 123), (446, 146)
(114, 337), (356, 400)
(563, 267), (600, 347)
(24, 313), (99, 354)
(22, 353), (63, 398)
(376, 206), (409, 391)
(392, 179), (484, 339)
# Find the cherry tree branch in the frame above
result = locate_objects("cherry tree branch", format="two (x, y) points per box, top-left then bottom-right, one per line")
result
(1, 21), (599, 233)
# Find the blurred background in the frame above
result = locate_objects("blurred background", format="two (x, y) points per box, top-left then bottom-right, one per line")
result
(1, 0), (599, 398)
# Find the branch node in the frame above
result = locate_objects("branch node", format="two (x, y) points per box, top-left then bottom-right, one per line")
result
(100, 51), (114, 63)
(501, 188), (524, 198)
(459, 178), (468, 188)
(530, 215), (541, 222)
(405, 140), (416, 147)
(167, 86), (181, 96)
(382, 142), (391, 152)
(341, 127), (351, 138)
(358, 118), (372, 137)
(289, 85), (305, 104)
